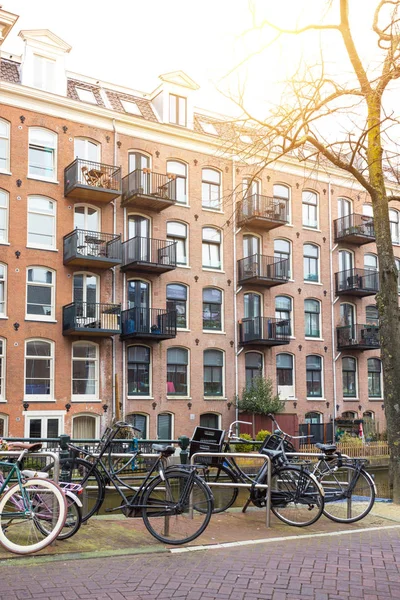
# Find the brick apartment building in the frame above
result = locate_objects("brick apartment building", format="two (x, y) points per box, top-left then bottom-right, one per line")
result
(0, 8), (393, 441)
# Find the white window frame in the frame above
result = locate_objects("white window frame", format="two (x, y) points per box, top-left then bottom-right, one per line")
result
(126, 412), (149, 438)
(74, 204), (101, 232)
(167, 347), (190, 398)
(203, 348), (225, 399)
(276, 352), (295, 399)
(200, 413), (222, 428)
(342, 356), (358, 399)
(304, 298), (322, 339)
(127, 345), (153, 399)
(273, 183), (291, 224)
(367, 357), (383, 400)
(202, 168), (222, 211)
(166, 282), (189, 330)
(0, 338), (5, 402)
(26, 267), (55, 322)
(167, 221), (189, 267)
(27, 196), (56, 250)
(24, 339), (55, 402)
(303, 243), (320, 283)
(72, 341), (100, 402)
(76, 88), (97, 104)
(0, 413), (8, 436)
(0, 262), (6, 318)
(74, 138), (101, 162)
(33, 54), (56, 92)
(0, 119), (10, 173)
(390, 208), (400, 245)
(157, 412), (175, 440)
(202, 226), (223, 271)
(306, 354), (324, 400)
(274, 238), (292, 279)
(72, 414), (101, 439)
(203, 287), (224, 333)
(275, 295), (294, 337)
(167, 160), (188, 205)
(120, 99), (142, 116)
(28, 128), (57, 182)
(23, 411), (64, 438)
(169, 94), (187, 126)
(302, 190), (319, 229)
(0, 189), (9, 244)
(364, 253), (378, 271)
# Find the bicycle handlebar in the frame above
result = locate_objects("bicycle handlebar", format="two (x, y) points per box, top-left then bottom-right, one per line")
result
(267, 414), (313, 441)
(227, 420), (252, 440)
(114, 421), (142, 434)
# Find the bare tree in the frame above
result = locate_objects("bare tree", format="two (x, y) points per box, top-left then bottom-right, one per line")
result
(224, 0), (400, 501)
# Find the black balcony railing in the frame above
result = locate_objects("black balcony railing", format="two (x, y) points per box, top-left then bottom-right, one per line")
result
(120, 307), (177, 340)
(335, 268), (379, 296)
(121, 236), (177, 272)
(336, 324), (380, 350)
(237, 194), (289, 227)
(239, 316), (290, 345)
(63, 229), (122, 267)
(238, 254), (290, 285)
(334, 213), (375, 243)
(63, 302), (121, 335)
(121, 169), (177, 208)
(64, 159), (121, 200)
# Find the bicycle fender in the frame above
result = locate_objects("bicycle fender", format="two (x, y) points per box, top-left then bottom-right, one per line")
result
(65, 490), (83, 508)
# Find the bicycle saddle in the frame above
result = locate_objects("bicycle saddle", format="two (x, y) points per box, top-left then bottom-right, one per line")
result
(7, 442), (43, 452)
(315, 443), (337, 453)
(152, 444), (176, 457)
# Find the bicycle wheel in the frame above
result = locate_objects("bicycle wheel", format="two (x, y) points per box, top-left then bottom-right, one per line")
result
(36, 496), (82, 541)
(0, 479), (67, 555)
(271, 467), (324, 527)
(203, 464), (239, 513)
(43, 458), (104, 522)
(319, 463), (375, 523)
(142, 470), (214, 545)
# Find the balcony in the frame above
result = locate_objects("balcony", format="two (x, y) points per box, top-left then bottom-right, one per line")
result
(239, 316), (290, 346)
(121, 169), (176, 211)
(335, 268), (379, 297)
(334, 213), (375, 245)
(120, 307), (177, 341)
(63, 229), (122, 269)
(121, 237), (177, 274)
(337, 324), (380, 351)
(237, 194), (289, 230)
(63, 302), (121, 336)
(64, 159), (121, 203)
(238, 255), (290, 287)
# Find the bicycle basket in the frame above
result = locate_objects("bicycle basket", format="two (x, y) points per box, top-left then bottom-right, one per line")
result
(259, 433), (295, 454)
(189, 426), (225, 466)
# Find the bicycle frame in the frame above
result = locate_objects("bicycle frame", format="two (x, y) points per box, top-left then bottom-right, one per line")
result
(0, 458), (33, 517)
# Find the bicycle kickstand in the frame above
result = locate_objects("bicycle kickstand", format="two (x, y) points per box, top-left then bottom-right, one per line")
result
(242, 495), (252, 513)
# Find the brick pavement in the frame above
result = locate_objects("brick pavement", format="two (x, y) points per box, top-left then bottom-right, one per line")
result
(0, 527), (399, 600)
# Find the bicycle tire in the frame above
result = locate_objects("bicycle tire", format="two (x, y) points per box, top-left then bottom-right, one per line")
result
(142, 470), (214, 545)
(271, 466), (324, 527)
(0, 479), (67, 555)
(36, 496), (82, 540)
(43, 458), (104, 522)
(203, 464), (239, 513)
(318, 463), (376, 523)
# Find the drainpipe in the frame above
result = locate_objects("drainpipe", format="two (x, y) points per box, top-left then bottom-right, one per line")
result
(328, 179), (338, 440)
(122, 205), (127, 418)
(232, 159), (239, 422)
(111, 118), (117, 420)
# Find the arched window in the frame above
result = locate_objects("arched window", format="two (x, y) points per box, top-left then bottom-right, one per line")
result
(364, 254), (378, 271)
(306, 355), (323, 398)
(72, 414), (99, 439)
(366, 305), (379, 326)
(167, 347), (189, 396)
(202, 227), (222, 269)
(338, 197), (352, 218)
(0, 119), (10, 172)
(304, 299), (321, 338)
(73, 272), (99, 325)
(0, 189), (9, 243)
(302, 190), (318, 228)
(74, 204), (100, 232)
(0, 263), (6, 317)
(363, 411), (374, 420)
(305, 412), (322, 424)
(167, 160), (187, 204)
(25, 339), (54, 400)
(304, 244), (319, 282)
(273, 184), (290, 221)
(243, 177), (260, 198)
(128, 151), (150, 173)
(342, 357), (357, 398)
(243, 234), (260, 258)
(27, 196), (56, 249)
(26, 267), (55, 321)
(204, 349), (224, 397)
(368, 358), (382, 398)
(200, 413), (221, 429)
(363, 204), (373, 217)
(28, 128), (57, 180)
(167, 221), (188, 266)
(126, 413), (148, 439)
(276, 353), (294, 398)
(203, 288), (223, 330)
(127, 346), (151, 396)
(390, 208), (399, 244)
(202, 168), (221, 210)
(342, 411), (357, 419)
(74, 138), (100, 162)
(72, 342), (99, 400)
(167, 284), (188, 329)
(274, 239), (291, 278)
(245, 352), (263, 389)
(339, 303), (355, 328)
(275, 296), (292, 336)
(0, 413), (8, 436)
(0, 338), (5, 401)
(157, 413), (173, 439)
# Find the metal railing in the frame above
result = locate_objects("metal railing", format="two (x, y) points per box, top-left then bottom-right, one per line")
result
(63, 302), (121, 333)
(121, 307), (177, 338)
(237, 194), (289, 224)
(64, 158), (121, 194)
(121, 236), (177, 268)
(335, 268), (379, 294)
(238, 254), (290, 282)
(239, 316), (291, 344)
(121, 169), (177, 203)
(63, 229), (122, 262)
(334, 213), (375, 241)
(336, 324), (380, 349)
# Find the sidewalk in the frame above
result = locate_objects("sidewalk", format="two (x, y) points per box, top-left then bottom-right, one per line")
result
(1, 501), (399, 564)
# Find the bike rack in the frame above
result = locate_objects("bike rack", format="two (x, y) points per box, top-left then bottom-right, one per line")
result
(190, 452), (272, 528)
(0, 450), (61, 482)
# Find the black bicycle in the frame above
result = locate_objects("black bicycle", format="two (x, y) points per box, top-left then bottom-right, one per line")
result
(43, 422), (214, 545)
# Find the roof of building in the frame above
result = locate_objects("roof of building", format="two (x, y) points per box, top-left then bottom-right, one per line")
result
(0, 59), (20, 84)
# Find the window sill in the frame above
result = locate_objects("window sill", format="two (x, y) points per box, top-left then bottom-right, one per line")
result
(25, 318), (57, 323)
(303, 226), (321, 232)
(284, 223), (293, 227)
(368, 397), (384, 402)
(202, 207), (224, 214)
(204, 397), (227, 401)
(343, 397), (359, 401)
(304, 281), (322, 286)
(202, 268), (225, 274)
(127, 396), (154, 400)
(176, 203), (190, 209)
(0, 316), (8, 320)
(26, 245), (58, 252)
(23, 398), (55, 402)
(307, 397), (326, 401)
(167, 396), (192, 400)
(72, 398), (101, 402)
(177, 328), (191, 332)
(176, 264), (191, 269)
(0, 170), (11, 176)
(305, 337), (324, 341)
(0, 399), (7, 403)
(27, 175), (59, 185)
(202, 330), (226, 335)
(0, 242), (10, 246)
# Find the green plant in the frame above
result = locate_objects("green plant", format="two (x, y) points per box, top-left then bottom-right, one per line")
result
(236, 377), (284, 415)
(255, 429), (271, 442)
(235, 433), (253, 453)
(338, 432), (363, 446)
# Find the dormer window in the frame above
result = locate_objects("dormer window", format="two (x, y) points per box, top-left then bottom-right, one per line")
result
(169, 94), (186, 126)
(76, 88), (97, 104)
(33, 54), (56, 92)
(199, 121), (218, 135)
(121, 99), (141, 115)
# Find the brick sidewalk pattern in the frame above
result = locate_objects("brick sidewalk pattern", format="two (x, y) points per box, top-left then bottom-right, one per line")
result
(0, 528), (399, 600)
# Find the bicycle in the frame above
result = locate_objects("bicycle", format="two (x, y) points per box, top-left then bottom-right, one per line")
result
(43, 421), (214, 545)
(195, 421), (325, 527)
(267, 414), (376, 523)
(0, 441), (68, 554)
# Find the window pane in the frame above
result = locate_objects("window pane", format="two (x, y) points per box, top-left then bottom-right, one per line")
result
(204, 350), (223, 366)
(158, 414), (172, 439)
(127, 346), (149, 363)
(273, 185), (289, 199)
(26, 341), (51, 356)
(73, 344), (97, 358)
(203, 288), (222, 303)
(167, 284), (187, 300)
(167, 222), (186, 237)
(276, 354), (292, 368)
(167, 347), (188, 365)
